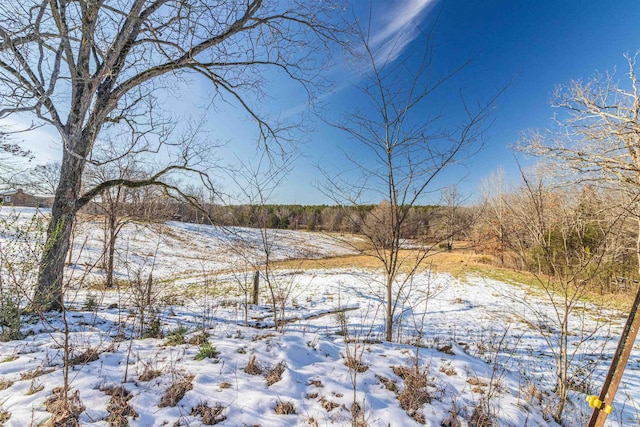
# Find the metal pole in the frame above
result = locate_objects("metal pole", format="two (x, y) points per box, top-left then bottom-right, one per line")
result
(587, 284), (640, 427)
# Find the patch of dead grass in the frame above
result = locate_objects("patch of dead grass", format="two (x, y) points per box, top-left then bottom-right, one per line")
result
(44, 387), (84, 427)
(158, 374), (194, 408)
(274, 400), (296, 415)
(191, 402), (226, 425)
(20, 366), (54, 381)
(138, 365), (162, 382)
(393, 365), (432, 424)
(344, 355), (368, 373)
(319, 397), (340, 412)
(265, 361), (286, 386)
(244, 355), (263, 376)
(0, 408), (10, 425)
(104, 386), (138, 426)
(0, 355), (18, 363)
(376, 374), (398, 393)
(69, 347), (100, 366)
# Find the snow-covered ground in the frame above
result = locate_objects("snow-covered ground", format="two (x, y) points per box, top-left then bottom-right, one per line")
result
(0, 207), (638, 426)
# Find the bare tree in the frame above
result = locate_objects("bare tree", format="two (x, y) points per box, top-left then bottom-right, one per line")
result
(322, 18), (499, 341)
(441, 185), (465, 251)
(86, 157), (140, 289)
(227, 153), (300, 331)
(0, 0), (337, 311)
(505, 171), (615, 423)
(521, 53), (640, 426)
(475, 167), (510, 265)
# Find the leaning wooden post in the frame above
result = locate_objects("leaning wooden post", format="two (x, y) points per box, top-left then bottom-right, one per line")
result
(586, 284), (640, 427)
(252, 271), (259, 305)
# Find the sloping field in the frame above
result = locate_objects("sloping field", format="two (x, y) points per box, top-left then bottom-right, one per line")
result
(0, 207), (638, 426)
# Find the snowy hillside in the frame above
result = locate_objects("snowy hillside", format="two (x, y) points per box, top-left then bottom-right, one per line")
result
(0, 208), (638, 426)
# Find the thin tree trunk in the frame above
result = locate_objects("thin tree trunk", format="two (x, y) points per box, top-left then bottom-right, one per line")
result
(106, 213), (117, 289)
(386, 274), (393, 342)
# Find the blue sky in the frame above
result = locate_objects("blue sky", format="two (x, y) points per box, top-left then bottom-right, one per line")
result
(271, 0), (640, 205)
(8, 0), (640, 205)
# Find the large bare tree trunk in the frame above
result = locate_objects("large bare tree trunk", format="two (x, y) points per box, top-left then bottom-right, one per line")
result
(34, 146), (86, 311)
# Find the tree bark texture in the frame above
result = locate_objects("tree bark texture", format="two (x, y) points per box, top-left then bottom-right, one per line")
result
(34, 143), (87, 311)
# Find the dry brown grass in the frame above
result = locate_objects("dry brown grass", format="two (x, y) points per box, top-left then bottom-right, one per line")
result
(344, 355), (369, 373)
(159, 374), (194, 408)
(319, 397), (340, 412)
(0, 379), (13, 391)
(191, 402), (226, 425)
(25, 381), (44, 396)
(252, 333), (276, 341)
(274, 400), (296, 415)
(469, 402), (496, 427)
(467, 377), (488, 387)
(265, 361), (286, 386)
(104, 386), (138, 426)
(393, 365), (432, 424)
(20, 366), (54, 381)
(439, 363), (457, 377)
(44, 388), (84, 427)
(308, 379), (323, 388)
(138, 365), (162, 382)
(376, 374), (399, 393)
(69, 347), (100, 366)
(0, 408), (10, 425)
(271, 240), (485, 274)
(244, 355), (263, 376)
(0, 355), (17, 363)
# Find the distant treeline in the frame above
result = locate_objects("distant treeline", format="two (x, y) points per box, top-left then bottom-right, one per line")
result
(172, 203), (442, 237)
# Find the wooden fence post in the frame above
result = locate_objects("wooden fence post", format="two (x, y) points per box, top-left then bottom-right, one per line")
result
(252, 271), (259, 305)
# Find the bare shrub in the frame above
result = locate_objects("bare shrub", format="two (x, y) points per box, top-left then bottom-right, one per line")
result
(265, 361), (286, 386)
(350, 402), (367, 427)
(127, 266), (160, 338)
(191, 402), (226, 425)
(158, 374), (194, 408)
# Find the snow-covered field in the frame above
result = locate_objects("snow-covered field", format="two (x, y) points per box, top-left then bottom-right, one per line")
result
(0, 207), (639, 426)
